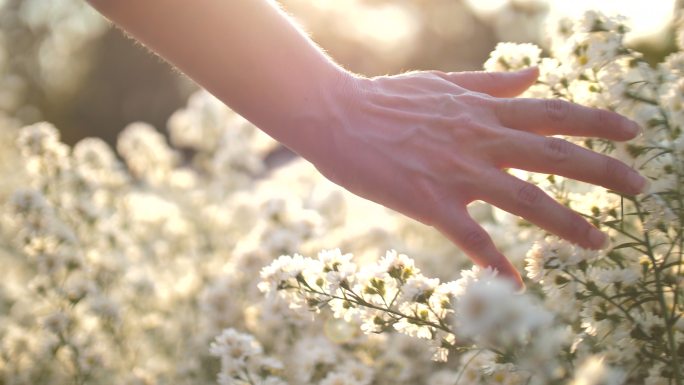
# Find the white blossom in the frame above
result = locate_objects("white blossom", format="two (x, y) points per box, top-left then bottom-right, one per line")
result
(570, 356), (626, 385)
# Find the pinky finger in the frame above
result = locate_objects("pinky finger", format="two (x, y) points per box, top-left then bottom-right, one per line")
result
(435, 207), (523, 289)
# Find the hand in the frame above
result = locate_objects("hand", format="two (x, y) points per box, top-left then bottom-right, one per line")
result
(311, 67), (647, 286)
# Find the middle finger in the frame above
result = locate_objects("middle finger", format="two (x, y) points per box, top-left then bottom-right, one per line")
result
(493, 97), (641, 140)
(490, 129), (649, 196)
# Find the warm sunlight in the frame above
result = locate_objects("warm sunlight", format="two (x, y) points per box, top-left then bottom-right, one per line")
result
(466, 0), (675, 44)
(2, 1), (682, 384)
(549, 0), (675, 42)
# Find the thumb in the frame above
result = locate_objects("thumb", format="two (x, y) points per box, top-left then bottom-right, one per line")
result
(435, 67), (539, 98)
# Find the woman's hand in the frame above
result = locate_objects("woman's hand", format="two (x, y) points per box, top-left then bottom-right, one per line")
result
(86, 0), (647, 287)
(311, 67), (647, 286)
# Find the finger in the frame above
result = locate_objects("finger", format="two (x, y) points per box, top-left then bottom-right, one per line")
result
(492, 130), (649, 195)
(478, 169), (609, 251)
(434, 206), (523, 288)
(433, 67), (539, 98)
(493, 97), (641, 141)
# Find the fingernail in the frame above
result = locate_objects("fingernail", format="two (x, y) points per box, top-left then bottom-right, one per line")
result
(502, 270), (525, 293)
(628, 170), (649, 194)
(623, 120), (642, 137)
(589, 228), (609, 249)
(640, 178), (651, 195)
(495, 262), (525, 292)
(514, 280), (527, 294)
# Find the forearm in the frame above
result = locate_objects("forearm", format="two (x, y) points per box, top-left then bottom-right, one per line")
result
(87, 0), (352, 159)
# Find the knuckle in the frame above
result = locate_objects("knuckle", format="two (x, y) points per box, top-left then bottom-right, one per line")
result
(544, 99), (569, 122)
(516, 183), (544, 207)
(459, 92), (494, 108)
(461, 227), (490, 251)
(604, 157), (629, 180)
(568, 212), (591, 240)
(543, 137), (573, 161)
(429, 70), (449, 82)
(494, 98), (514, 122)
(438, 94), (457, 111)
(450, 113), (475, 128)
(449, 117), (501, 146)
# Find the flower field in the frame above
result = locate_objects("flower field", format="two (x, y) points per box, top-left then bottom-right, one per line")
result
(0, 10), (682, 385)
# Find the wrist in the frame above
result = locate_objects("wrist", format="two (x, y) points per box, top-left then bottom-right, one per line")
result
(281, 68), (364, 163)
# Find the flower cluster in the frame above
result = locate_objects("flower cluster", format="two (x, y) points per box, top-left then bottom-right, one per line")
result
(259, 249), (457, 361)
(259, 250), (573, 384)
(486, 10), (684, 385)
(0, 89), (468, 385)
(210, 328), (287, 385)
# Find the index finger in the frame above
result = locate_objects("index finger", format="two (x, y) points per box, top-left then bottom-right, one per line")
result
(494, 98), (641, 141)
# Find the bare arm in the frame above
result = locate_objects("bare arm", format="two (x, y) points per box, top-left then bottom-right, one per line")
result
(87, 0), (347, 161)
(87, 0), (648, 286)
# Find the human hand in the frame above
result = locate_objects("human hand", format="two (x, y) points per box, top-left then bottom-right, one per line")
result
(310, 67), (647, 287)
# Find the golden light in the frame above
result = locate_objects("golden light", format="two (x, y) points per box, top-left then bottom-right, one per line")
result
(548, 0), (676, 43)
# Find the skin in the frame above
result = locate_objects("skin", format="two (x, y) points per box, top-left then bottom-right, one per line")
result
(86, 0), (648, 287)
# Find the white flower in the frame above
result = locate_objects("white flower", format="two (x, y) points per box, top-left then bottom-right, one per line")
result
(17, 122), (70, 179)
(42, 311), (70, 334)
(210, 329), (263, 378)
(377, 249), (419, 281)
(167, 90), (231, 153)
(570, 356), (626, 385)
(525, 237), (599, 282)
(117, 122), (177, 183)
(454, 272), (553, 346)
(329, 296), (362, 323)
(641, 195), (677, 232)
(320, 372), (363, 385)
(455, 350), (498, 384)
(393, 302), (434, 339)
(359, 308), (390, 335)
(72, 137), (128, 187)
(579, 298), (615, 338)
(645, 363), (670, 385)
(319, 248), (357, 292)
(401, 275), (439, 303)
(259, 377), (289, 385)
(258, 254), (321, 296)
(575, 11), (627, 34)
(290, 336), (338, 383)
(587, 267), (639, 286)
(355, 263), (398, 305)
(17, 122), (67, 160)
(484, 42), (542, 72)
(451, 266), (499, 297)
(337, 360), (373, 385)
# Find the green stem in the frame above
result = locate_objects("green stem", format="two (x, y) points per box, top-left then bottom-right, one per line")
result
(564, 270), (636, 322)
(635, 201), (682, 385)
(297, 278), (453, 335)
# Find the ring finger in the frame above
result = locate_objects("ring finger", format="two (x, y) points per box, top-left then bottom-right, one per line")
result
(476, 168), (608, 250)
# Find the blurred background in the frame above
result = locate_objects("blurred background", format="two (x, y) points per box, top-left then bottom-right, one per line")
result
(0, 0), (678, 146)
